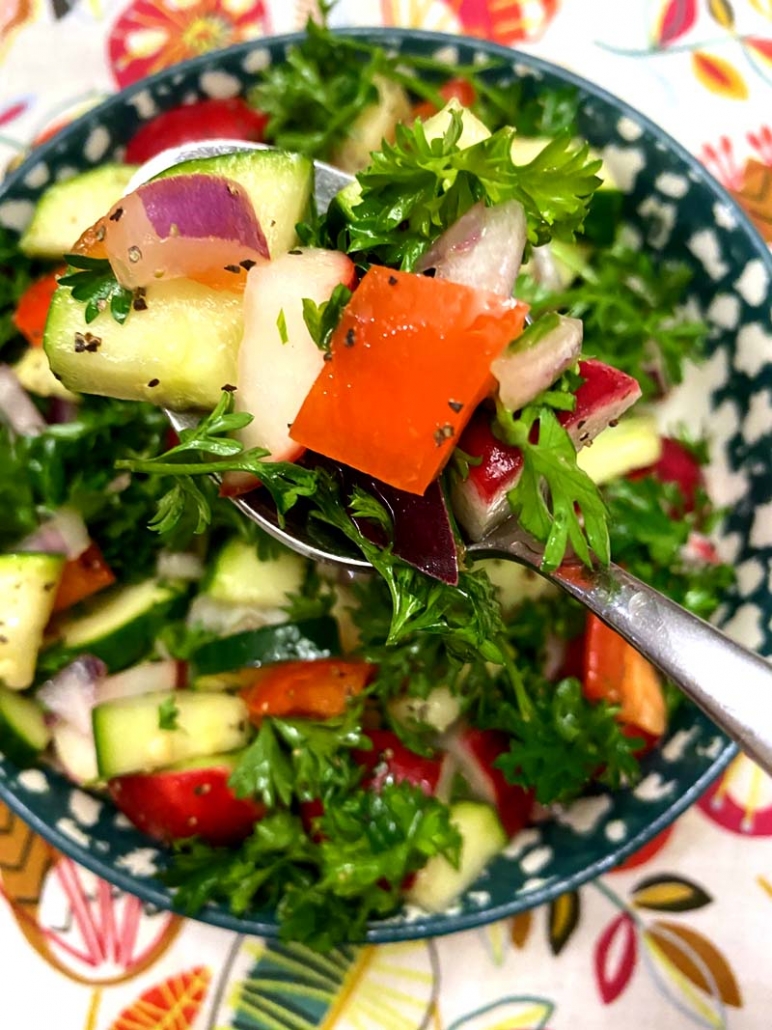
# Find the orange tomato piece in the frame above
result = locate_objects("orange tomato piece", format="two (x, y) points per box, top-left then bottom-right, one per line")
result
(240, 658), (373, 724)
(13, 270), (62, 346)
(583, 614), (666, 738)
(53, 541), (116, 613)
(412, 78), (477, 121)
(290, 266), (528, 495)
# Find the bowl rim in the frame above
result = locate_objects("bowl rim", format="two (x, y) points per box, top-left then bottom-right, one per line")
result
(1, 25), (760, 943)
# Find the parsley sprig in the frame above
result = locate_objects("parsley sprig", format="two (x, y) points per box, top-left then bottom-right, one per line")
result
(343, 113), (601, 270)
(59, 254), (134, 325)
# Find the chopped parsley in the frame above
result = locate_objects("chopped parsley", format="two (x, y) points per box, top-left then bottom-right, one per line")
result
(301, 284), (352, 353)
(157, 696), (180, 730)
(59, 254), (134, 326)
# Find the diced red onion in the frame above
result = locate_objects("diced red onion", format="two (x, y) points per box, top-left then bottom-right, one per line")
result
(0, 364), (45, 436)
(51, 720), (99, 785)
(47, 398), (80, 425)
(156, 550), (205, 581)
(522, 244), (564, 292)
(19, 506), (91, 560)
(97, 659), (182, 704)
(491, 314), (583, 413)
(415, 199), (526, 297)
(37, 655), (107, 736)
(104, 173), (269, 290)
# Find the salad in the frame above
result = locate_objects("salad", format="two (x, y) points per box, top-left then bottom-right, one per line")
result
(0, 17), (734, 950)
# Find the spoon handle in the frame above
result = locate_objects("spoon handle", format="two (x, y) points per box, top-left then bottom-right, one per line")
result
(477, 535), (772, 773)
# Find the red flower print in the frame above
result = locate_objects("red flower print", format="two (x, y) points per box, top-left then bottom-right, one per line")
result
(699, 135), (744, 190)
(698, 754), (772, 836)
(108, 0), (269, 90)
(451, 0), (560, 45)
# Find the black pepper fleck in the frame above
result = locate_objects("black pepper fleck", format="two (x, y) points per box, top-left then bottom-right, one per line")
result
(433, 424), (455, 446)
(0, 636), (6, 644)
(74, 331), (102, 353)
(108, 206), (124, 222)
(43, 582), (55, 591)
(577, 419), (586, 430)
(95, 224), (106, 242)
(345, 328), (356, 348)
(608, 419), (619, 428)
(133, 295), (148, 311)
(579, 433), (590, 443)
(448, 399), (463, 413)
(240, 259), (257, 271)
(323, 351), (333, 362)
(221, 383), (237, 393)
(127, 245), (142, 263)
(147, 378), (160, 388)
(388, 275), (398, 285)
(288, 248), (302, 255)
(223, 264), (241, 274)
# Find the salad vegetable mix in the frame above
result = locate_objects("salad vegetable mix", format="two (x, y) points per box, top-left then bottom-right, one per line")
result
(0, 19), (734, 949)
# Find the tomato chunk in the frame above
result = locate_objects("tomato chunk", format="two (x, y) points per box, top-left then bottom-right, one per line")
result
(13, 270), (62, 346)
(412, 78), (477, 120)
(290, 266), (528, 495)
(353, 729), (445, 795)
(240, 658), (373, 723)
(53, 541), (116, 613)
(583, 614), (666, 739)
(124, 98), (268, 165)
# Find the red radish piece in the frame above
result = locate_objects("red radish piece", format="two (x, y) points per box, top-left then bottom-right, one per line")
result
(415, 199), (527, 297)
(102, 174), (268, 291)
(629, 436), (703, 512)
(221, 248), (357, 496)
(125, 99), (269, 164)
(353, 729), (447, 795)
(491, 314), (583, 413)
(444, 726), (534, 839)
(108, 764), (265, 846)
(453, 359), (642, 540)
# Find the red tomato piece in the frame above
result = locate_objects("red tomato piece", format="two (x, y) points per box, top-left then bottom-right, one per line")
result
(629, 437), (703, 512)
(240, 658), (373, 724)
(454, 727), (534, 839)
(583, 614), (666, 739)
(108, 765), (265, 846)
(53, 541), (116, 613)
(13, 270), (62, 346)
(353, 729), (445, 795)
(290, 266), (528, 495)
(124, 99), (269, 165)
(412, 78), (477, 121)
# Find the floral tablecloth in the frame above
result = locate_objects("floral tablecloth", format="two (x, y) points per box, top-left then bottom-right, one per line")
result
(2, 1), (772, 1027)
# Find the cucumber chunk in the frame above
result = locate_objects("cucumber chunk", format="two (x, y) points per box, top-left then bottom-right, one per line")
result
(190, 616), (341, 679)
(44, 278), (244, 409)
(0, 553), (65, 689)
(204, 539), (305, 608)
(331, 76), (412, 173)
(93, 690), (250, 778)
(0, 686), (51, 767)
(577, 415), (662, 485)
(45, 579), (185, 674)
(20, 164), (138, 259)
(14, 347), (80, 401)
(155, 148), (313, 258)
(405, 801), (506, 913)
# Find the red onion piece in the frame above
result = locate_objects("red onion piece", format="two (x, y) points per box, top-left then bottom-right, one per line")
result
(156, 550), (205, 581)
(0, 364), (45, 436)
(416, 199), (526, 297)
(97, 660), (182, 704)
(19, 507), (90, 560)
(37, 655), (107, 736)
(491, 314), (584, 413)
(51, 720), (99, 785)
(47, 398), (80, 425)
(104, 173), (269, 290)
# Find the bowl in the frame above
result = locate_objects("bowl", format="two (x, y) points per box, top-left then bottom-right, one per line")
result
(1, 28), (768, 943)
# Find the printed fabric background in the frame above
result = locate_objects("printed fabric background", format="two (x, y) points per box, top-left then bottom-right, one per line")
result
(1, 0), (772, 1027)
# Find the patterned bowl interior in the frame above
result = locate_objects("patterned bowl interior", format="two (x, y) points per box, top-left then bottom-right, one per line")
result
(1, 28), (770, 944)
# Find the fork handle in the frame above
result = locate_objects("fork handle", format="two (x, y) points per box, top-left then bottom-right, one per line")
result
(475, 538), (772, 774)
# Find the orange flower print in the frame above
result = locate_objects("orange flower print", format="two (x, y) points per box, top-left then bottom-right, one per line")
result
(108, 0), (269, 89)
(450, 0), (560, 45)
(0, 0), (40, 61)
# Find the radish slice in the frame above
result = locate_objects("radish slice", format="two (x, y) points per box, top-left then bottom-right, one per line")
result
(0, 364), (45, 436)
(156, 550), (205, 581)
(51, 720), (99, 785)
(37, 656), (107, 736)
(491, 314), (583, 413)
(97, 659), (184, 704)
(103, 174), (269, 290)
(415, 199), (526, 297)
(19, 507), (91, 560)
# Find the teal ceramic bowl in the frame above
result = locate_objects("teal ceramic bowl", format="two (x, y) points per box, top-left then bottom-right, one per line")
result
(1, 29), (768, 943)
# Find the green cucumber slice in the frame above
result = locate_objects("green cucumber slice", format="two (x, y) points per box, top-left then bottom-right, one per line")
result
(0, 686), (51, 767)
(204, 539), (305, 608)
(0, 553), (65, 690)
(190, 616), (341, 680)
(93, 690), (250, 778)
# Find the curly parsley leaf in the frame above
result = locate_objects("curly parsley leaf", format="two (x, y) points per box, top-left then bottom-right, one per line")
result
(301, 284), (352, 352)
(343, 113), (601, 270)
(491, 677), (642, 805)
(518, 242), (707, 400)
(59, 254), (134, 326)
(157, 696), (179, 731)
(495, 403), (610, 572)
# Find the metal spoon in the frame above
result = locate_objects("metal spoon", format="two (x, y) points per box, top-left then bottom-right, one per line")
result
(141, 141), (772, 774)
